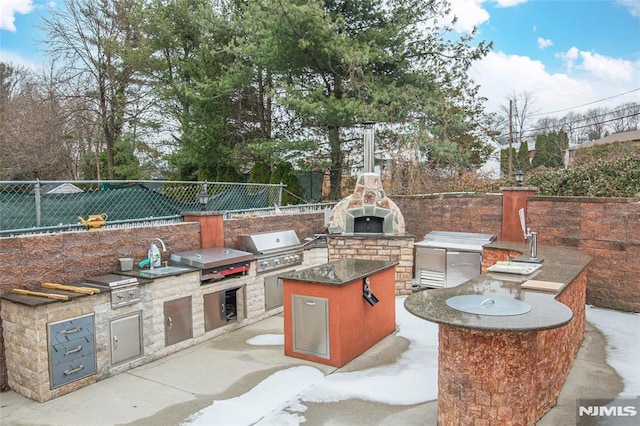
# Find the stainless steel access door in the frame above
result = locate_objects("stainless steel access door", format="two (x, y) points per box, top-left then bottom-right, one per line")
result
(415, 246), (446, 288)
(110, 312), (143, 365)
(292, 295), (329, 359)
(446, 251), (482, 287)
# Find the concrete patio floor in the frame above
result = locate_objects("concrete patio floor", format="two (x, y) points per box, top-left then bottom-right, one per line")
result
(0, 309), (623, 426)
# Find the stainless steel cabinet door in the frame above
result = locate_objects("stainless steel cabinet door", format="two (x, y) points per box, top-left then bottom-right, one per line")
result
(415, 246), (446, 288)
(446, 251), (482, 287)
(264, 275), (284, 311)
(203, 291), (225, 332)
(110, 312), (143, 365)
(164, 296), (193, 346)
(292, 295), (329, 359)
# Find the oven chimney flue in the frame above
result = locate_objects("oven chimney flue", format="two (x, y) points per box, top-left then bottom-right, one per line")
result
(363, 122), (375, 174)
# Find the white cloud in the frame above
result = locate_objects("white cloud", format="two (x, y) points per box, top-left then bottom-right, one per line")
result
(537, 37), (553, 49)
(617, 0), (640, 17)
(575, 50), (635, 83)
(494, 0), (529, 6)
(448, 0), (490, 33)
(470, 50), (640, 117)
(0, 0), (33, 32)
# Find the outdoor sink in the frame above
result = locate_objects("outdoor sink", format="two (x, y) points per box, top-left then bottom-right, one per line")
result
(446, 294), (531, 316)
(138, 266), (193, 278)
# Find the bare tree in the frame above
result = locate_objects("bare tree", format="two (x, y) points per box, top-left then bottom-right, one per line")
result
(609, 102), (640, 133)
(41, 0), (149, 179)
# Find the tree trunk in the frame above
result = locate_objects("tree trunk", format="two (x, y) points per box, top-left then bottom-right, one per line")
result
(328, 125), (342, 200)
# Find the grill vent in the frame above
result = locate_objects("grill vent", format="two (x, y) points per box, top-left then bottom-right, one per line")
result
(419, 269), (445, 288)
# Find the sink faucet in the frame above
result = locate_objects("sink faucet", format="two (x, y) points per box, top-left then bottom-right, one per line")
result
(149, 238), (167, 269)
(523, 228), (538, 262)
(518, 208), (540, 263)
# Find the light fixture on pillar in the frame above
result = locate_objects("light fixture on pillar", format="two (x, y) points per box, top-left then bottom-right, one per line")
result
(198, 186), (209, 211)
(515, 170), (524, 187)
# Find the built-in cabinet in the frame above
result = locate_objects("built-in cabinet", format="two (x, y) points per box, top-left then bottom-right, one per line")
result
(203, 286), (245, 332)
(291, 295), (329, 359)
(264, 275), (284, 311)
(415, 246), (482, 288)
(109, 311), (143, 365)
(164, 296), (193, 346)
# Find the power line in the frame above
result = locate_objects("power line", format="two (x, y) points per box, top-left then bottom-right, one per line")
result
(529, 88), (640, 117)
(518, 111), (640, 138)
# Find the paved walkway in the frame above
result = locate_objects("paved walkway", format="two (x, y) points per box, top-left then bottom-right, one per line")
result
(0, 312), (623, 425)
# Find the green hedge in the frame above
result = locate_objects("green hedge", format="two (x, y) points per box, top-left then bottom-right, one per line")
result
(525, 151), (640, 197)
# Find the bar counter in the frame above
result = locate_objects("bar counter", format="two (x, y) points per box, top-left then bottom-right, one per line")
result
(404, 242), (591, 424)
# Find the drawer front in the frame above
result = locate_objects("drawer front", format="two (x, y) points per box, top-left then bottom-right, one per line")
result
(49, 314), (94, 344)
(50, 354), (97, 388)
(48, 314), (96, 388)
(50, 336), (95, 365)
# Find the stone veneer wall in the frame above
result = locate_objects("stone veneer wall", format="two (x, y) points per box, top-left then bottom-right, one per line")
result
(0, 223), (201, 295)
(396, 194), (638, 313)
(1, 296), (97, 401)
(438, 269), (587, 424)
(394, 193), (503, 239)
(327, 235), (415, 295)
(222, 212), (327, 248)
(526, 196), (639, 313)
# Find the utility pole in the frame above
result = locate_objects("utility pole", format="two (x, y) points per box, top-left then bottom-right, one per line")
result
(508, 99), (513, 178)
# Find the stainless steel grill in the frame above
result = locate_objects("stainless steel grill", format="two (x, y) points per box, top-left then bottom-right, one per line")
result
(235, 230), (303, 274)
(84, 274), (140, 308)
(170, 247), (254, 282)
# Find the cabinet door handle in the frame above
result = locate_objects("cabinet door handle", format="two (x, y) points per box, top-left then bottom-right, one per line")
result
(63, 364), (84, 376)
(113, 335), (118, 349)
(304, 301), (316, 306)
(221, 303), (225, 313)
(167, 316), (173, 329)
(64, 345), (83, 356)
(60, 327), (81, 335)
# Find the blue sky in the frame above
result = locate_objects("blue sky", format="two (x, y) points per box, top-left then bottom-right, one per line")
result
(1, 0), (639, 116)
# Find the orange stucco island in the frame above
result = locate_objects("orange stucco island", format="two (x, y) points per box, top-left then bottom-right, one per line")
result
(280, 258), (397, 368)
(405, 241), (591, 424)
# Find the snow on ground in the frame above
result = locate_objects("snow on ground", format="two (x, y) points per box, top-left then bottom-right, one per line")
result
(585, 305), (640, 397)
(183, 299), (639, 425)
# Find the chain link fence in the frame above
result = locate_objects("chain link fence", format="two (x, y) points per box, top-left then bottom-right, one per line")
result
(0, 180), (288, 237)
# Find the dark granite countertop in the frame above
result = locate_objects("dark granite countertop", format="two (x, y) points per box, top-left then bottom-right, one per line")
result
(404, 242), (591, 332)
(0, 267), (198, 307)
(279, 258), (397, 286)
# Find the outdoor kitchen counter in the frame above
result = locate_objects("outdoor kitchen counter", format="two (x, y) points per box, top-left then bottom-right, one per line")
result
(0, 266), (199, 307)
(404, 242), (591, 425)
(278, 258), (397, 286)
(404, 242), (591, 332)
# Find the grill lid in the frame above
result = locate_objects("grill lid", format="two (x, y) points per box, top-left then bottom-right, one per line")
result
(170, 247), (254, 269)
(85, 274), (138, 288)
(235, 230), (301, 255)
(415, 231), (496, 252)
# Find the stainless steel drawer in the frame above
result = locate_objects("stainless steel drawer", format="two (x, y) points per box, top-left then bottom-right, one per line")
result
(48, 313), (96, 388)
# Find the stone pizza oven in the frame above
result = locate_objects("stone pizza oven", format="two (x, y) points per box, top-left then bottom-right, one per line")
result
(328, 173), (405, 235)
(326, 125), (414, 295)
